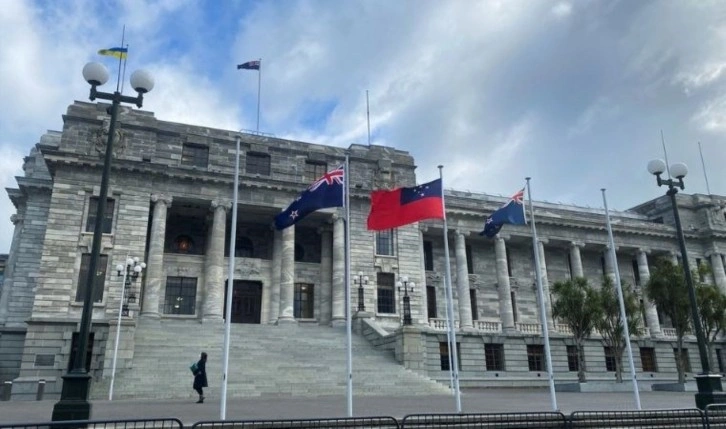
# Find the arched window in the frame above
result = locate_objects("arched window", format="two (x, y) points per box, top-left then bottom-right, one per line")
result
(235, 236), (254, 258)
(174, 235), (194, 254)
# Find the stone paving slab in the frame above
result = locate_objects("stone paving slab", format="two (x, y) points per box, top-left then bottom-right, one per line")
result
(0, 388), (703, 426)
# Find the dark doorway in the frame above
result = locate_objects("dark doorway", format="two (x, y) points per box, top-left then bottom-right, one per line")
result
(224, 280), (262, 324)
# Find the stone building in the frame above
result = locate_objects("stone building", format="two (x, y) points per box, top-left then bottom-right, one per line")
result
(1, 101), (725, 399)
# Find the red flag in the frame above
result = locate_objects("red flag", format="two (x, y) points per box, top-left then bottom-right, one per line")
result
(367, 179), (444, 231)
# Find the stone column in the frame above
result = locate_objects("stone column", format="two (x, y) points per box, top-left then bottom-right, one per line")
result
(319, 226), (333, 324)
(668, 251), (679, 265)
(454, 230), (473, 329)
(277, 224), (296, 324)
(203, 199), (228, 322)
(141, 194), (172, 319)
(267, 229), (282, 323)
(537, 239), (554, 331)
(710, 251), (726, 294)
(603, 246), (617, 282)
(637, 248), (661, 337)
(0, 214), (24, 324)
(331, 214), (345, 326)
(494, 235), (515, 331)
(569, 241), (584, 278)
(260, 227), (273, 325)
(418, 227), (429, 324)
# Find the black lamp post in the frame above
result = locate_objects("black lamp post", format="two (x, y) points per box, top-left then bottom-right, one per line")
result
(353, 271), (369, 312)
(397, 276), (415, 326)
(647, 158), (725, 409)
(52, 62), (154, 421)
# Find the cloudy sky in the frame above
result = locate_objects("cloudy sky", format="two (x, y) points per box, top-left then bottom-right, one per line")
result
(1, 0), (725, 253)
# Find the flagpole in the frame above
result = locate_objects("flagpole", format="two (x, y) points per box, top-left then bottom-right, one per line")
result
(698, 142), (711, 195)
(115, 25), (126, 93)
(256, 58), (262, 133)
(366, 90), (371, 146)
(344, 153), (353, 417)
(438, 165), (462, 413)
(220, 133), (241, 419)
(602, 188), (641, 410)
(525, 177), (558, 411)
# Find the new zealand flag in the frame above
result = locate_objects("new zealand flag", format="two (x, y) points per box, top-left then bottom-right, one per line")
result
(274, 166), (344, 230)
(480, 188), (526, 238)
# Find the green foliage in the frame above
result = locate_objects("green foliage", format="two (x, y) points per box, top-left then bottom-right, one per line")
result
(696, 281), (726, 369)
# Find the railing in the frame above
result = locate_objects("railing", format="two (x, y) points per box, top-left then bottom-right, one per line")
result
(554, 324), (572, 335)
(192, 417), (399, 429)
(569, 409), (705, 428)
(473, 320), (501, 332)
(0, 418), (184, 429)
(662, 328), (678, 338)
(428, 318), (459, 330)
(516, 322), (542, 334)
(401, 412), (567, 428)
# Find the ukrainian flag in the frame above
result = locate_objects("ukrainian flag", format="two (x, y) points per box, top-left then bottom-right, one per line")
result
(98, 47), (128, 59)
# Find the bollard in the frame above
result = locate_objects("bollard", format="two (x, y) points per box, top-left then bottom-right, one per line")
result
(36, 379), (45, 401)
(1, 381), (10, 401)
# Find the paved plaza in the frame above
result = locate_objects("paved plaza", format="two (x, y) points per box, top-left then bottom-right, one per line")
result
(0, 388), (704, 425)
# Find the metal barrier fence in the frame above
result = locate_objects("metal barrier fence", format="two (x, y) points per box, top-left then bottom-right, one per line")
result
(191, 417), (399, 429)
(400, 412), (567, 428)
(704, 404), (726, 428)
(0, 418), (184, 429)
(569, 409), (705, 428)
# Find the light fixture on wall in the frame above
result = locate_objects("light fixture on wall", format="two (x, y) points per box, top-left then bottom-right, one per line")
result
(353, 271), (369, 312)
(397, 276), (415, 325)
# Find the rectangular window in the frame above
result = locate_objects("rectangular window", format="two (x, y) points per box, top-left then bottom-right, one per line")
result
(304, 161), (327, 183)
(567, 345), (579, 372)
(470, 289), (478, 321)
(76, 253), (108, 303)
(163, 277), (197, 315)
(294, 283), (315, 319)
(427, 286), (437, 319)
(485, 344), (505, 371)
(674, 348), (692, 372)
(466, 245), (474, 274)
(632, 259), (641, 286)
(377, 272), (395, 314)
(423, 240), (434, 271)
(640, 347), (657, 372)
(86, 197), (115, 233)
(511, 291), (518, 323)
(604, 347), (617, 371)
(181, 143), (209, 168)
(506, 248), (513, 277)
(527, 345), (545, 371)
(246, 152), (271, 176)
(375, 230), (395, 256)
(439, 342), (461, 371)
(566, 253), (573, 279)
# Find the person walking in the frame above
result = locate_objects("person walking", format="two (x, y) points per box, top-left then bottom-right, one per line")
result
(192, 351), (208, 403)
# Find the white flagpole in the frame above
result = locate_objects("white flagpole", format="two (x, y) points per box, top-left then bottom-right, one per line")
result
(109, 252), (130, 401)
(601, 188), (641, 410)
(256, 59), (262, 133)
(439, 165), (462, 412)
(366, 90), (371, 146)
(344, 154), (353, 417)
(525, 177), (558, 411)
(220, 134), (241, 419)
(698, 142), (711, 195)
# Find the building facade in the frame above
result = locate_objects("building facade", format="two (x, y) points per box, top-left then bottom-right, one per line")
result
(1, 101), (726, 398)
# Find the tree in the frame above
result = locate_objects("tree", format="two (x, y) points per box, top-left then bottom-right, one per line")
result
(595, 276), (643, 383)
(552, 277), (601, 382)
(644, 259), (691, 383)
(696, 282), (726, 370)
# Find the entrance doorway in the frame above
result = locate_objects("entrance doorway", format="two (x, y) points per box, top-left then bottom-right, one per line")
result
(224, 280), (262, 324)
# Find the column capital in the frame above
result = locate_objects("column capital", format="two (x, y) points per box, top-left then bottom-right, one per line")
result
(706, 250), (723, 258)
(10, 214), (24, 225)
(454, 229), (470, 237)
(538, 238), (549, 245)
(211, 198), (232, 211)
(569, 241), (585, 249)
(419, 224), (429, 233)
(637, 247), (651, 255)
(495, 233), (510, 242)
(605, 243), (619, 252)
(151, 193), (173, 206)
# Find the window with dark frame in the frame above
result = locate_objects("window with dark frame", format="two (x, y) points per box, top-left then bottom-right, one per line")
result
(506, 248), (513, 277)
(86, 197), (115, 233)
(427, 285), (437, 319)
(567, 345), (579, 371)
(466, 245), (473, 274)
(375, 230), (395, 256)
(674, 348), (692, 372)
(377, 272), (395, 314)
(181, 143), (209, 168)
(423, 240), (434, 271)
(236, 236), (254, 258)
(527, 345), (545, 371)
(485, 343), (505, 371)
(632, 259), (641, 286)
(294, 283), (315, 319)
(75, 253), (108, 303)
(246, 152), (271, 176)
(440, 341), (461, 371)
(511, 291), (518, 323)
(304, 161), (327, 183)
(470, 289), (478, 321)
(604, 347), (617, 371)
(640, 347), (657, 372)
(164, 276), (197, 315)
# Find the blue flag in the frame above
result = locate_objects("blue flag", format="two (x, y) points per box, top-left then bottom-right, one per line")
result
(480, 188), (526, 237)
(274, 166), (344, 230)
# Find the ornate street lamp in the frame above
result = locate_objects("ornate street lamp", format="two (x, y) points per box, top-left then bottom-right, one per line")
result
(647, 158), (725, 409)
(397, 276), (415, 326)
(52, 62), (154, 421)
(108, 257), (146, 400)
(353, 271), (369, 312)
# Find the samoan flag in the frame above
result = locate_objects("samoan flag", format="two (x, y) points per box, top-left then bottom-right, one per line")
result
(480, 188), (526, 238)
(237, 60), (261, 70)
(274, 166), (344, 230)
